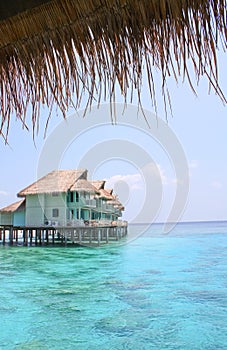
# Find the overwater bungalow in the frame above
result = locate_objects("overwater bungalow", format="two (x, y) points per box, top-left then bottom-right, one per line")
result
(0, 169), (127, 246)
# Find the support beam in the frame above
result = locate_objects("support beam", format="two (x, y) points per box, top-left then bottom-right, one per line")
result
(9, 227), (13, 245)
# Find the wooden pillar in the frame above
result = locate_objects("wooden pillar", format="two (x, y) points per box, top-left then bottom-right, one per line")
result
(89, 228), (92, 244)
(98, 229), (101, 246)
(3, 228), (6, 245)
(52, 229), (55, 245)
(30, 229), (33, 246)
(39, 229), (42, 245)
(24, 229), (28, 246)
(9, 227), (13, 245)
(106, 228), (109, 243)
(41, 229), (45, 245)
(46, 229), (49, 244)
(115, 227), (118, 241)
(64, 231), (68, 246)
(72, 230), (75, 244)
(35, 229), (38, 245)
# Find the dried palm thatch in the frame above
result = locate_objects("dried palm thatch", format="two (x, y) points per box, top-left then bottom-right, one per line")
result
(0, 0), (226, 139)
(17, 169), (86, 196)
(0, 199), (25, 213)
(90, 180), (106, 190)
(71, 179), (99, 193)
(97, 188), (114, 200)
(108, 198), (125, 211)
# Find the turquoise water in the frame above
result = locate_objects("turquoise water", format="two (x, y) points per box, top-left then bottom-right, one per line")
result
(0, 222), (227, 349)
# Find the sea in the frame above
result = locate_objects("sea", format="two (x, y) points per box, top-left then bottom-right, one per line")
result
(0, 221), (227, 350)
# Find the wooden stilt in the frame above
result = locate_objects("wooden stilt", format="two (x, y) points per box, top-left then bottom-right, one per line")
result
(30, 229), (33, 246)
(9, 227), (13, 245)
(52, 229), (55, 244)
(64, 232), (67, 246)
(35, 229), (38, 245)
(24, 229), (28, 246)
(46, 229), (49, 244)
(106, 228), (109, 243)
(41, 229), (44, 245)
(0, 223), (127, 246)
(98, 229), (101, 246)
(23, 229), (26, 244)
(89, 229), (92, 244)
(3, 228), (6, 245)
(116, 227), (119, 241)
(38, 229), (41, 245)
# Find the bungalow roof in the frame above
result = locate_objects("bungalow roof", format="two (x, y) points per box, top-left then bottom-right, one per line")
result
(70, 179), (98, 193)
(91, 180), (105, 190)
(17, 169), (87, 197)
(97, 189), (114, 200)
(0, 199), (25, 213)
(107, 198), (125, 211)
(105, 188), (113, 195)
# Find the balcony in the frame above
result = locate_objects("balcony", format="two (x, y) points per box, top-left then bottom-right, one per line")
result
(101, 204), (114, 212)
(81, 199), (96, 208)
(67, 199), (96, 208)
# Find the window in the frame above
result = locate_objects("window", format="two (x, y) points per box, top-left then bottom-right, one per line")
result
(52, 192), (59, 197)
(67, 191), (74, 202)
(75, 191), (79, 202)
(85, 192), (90, 200)
(52, 208), (59, 217)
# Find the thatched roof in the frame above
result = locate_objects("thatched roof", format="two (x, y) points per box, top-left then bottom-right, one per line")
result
(0, 0), (226, 139)
(93, 185), (124, 208)
(97, 188), (114, 200)
(107, 198), (125, 211)
(71, 179), (98, 193)
(91, 180), (105, 190)
(105, 188), (113, 195)
(0, 199), (25, 213)
(17, 169), (86, 196)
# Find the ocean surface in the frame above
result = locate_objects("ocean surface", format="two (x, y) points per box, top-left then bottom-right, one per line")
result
(0, 221), (227, 350)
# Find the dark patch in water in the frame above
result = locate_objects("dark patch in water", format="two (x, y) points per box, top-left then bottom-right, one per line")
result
(177, 290), (225, 304)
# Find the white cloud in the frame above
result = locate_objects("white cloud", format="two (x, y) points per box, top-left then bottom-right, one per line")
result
(189, 160), (199, 169)
(171, 178), (184, 185)
(105, 161), (170, 192)
(211, 181), (222, 189)
(0, 190), (9, 196)
(142, 163), (168, 185)
(105, 173), (143, 190)
(188, 160), (199, 178)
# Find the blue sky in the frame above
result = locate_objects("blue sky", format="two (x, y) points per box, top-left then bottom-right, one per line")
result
(0, 50), (226, 224)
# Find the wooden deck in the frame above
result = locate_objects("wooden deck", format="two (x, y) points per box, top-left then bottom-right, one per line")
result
(0, 223), (127, 246)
